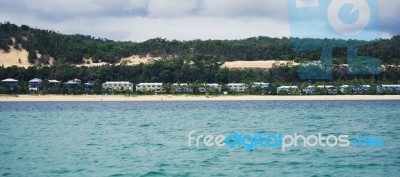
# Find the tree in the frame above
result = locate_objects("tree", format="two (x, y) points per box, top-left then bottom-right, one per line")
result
(28, 50), (37, 64)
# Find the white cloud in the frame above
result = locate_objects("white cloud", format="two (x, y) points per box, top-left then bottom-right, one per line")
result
(379, 0), (400, 36)
(147, 0), (199, 18)
(0, 0), (398, 41)
(200, 0), (287, 19)
(25, 0), (103, 14)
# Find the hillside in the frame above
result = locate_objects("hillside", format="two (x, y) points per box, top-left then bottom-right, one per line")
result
(1, 22), (400, 67)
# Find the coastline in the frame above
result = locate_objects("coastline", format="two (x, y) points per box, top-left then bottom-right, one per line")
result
(0, 94), (400, 102)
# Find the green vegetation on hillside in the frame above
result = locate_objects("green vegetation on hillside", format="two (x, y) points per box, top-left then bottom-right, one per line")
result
(1, 22), (400, 65)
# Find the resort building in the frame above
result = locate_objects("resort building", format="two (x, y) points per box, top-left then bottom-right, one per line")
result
(1, 78), (19, 91)
(352, 85), (371, 94)
(326, 85), (337, 95)
(28, 78), (42, 91)
(339, 85), (350, 94)
(84, 81), (94, 90)
(304, 86), (316, 95)
(377, 85), (400, 94)
(102, 81), (133, 91)
(228, 83), (247, 93)
(136, 83), (166, 93)
(306, 85), (338, 95)
(48, 80), (61, 88)
(277, 86), (299, 95)
(198, 83), (222, 93)
(252, 82), (270, 88)
(172, 83), (193, 94)
(64, 78), (81, 86)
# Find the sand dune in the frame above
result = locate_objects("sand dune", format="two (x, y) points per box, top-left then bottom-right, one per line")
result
(75, 55), (162, 67)
(1, 44), (292, 70)
(223, 60), (299, 69)
(119, 55), (162, 65)
(0, 47), (32, 68)
(1, 44), (291, 69)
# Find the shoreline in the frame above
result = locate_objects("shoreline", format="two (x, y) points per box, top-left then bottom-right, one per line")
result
(0, 95), (399, 102)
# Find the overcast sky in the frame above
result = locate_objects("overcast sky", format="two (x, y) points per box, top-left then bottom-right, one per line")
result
(0, 0), (398, 41)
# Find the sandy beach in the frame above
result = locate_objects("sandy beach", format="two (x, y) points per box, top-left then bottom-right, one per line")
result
(0, 94), (399, 102)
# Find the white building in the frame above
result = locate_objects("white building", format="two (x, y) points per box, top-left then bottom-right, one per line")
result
(48, 80), (61, 84)
(172, 83), (193, 93)
(228, 83), (247, 93)
(277, 86), (299, 95)
(102, 81), (133, 91)
(1, 78), (18, 83)
(64, 78), (81, 85)
(136, 83), (166, 93)
(377, 85), (400, 94)
(315, 85), (337, 95)
(48, 80), (61, 88)
(1, 78), (19, 91)
(305, 86), (316, 95)
(252, 82), (270, 88)
(28, 78), (42, 91)
(198, 83), (222, 93)
(84, 81), (94, 90)
(339, 85), (350, 94)
(352, 85), (371, 94)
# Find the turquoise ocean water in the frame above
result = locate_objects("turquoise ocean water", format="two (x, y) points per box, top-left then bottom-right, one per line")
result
(0, 101), (399, 176)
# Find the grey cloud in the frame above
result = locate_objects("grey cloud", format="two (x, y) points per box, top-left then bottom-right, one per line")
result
(379, 1), (400, 37)
(200, 0), (287, 20)
(147, 0), (200, 18)
(0, 0), (398, 41)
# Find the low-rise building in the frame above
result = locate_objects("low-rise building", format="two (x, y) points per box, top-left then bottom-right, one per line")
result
(352, 85), (370, 94)
(136, 83), (166, 93)
(252, 82), (270, 88)
(228, 83), (247, 93)
(339, 85), (350, 94)
(102, 81), (133, 91)
(48, 80), (61, 88)
(172, 83), (193, 93)
(277, 86), (299, 95)
(64, 78), (81, 86)
(198, 83), (222, 93)
(84, 81), (94, 90)
(315, 85), (337, 95)
(28, 78), (42, 91)
(305, 86), (316, 95)
(377, 85), (400, 94)
(1, 78), (19, 91)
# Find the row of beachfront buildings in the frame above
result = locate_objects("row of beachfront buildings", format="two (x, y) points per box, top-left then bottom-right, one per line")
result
(277, 85), (400, 95)
(1, 78), (400, 94)
(0, 78), (269, 93)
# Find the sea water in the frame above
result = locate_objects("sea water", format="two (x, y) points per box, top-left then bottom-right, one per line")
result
(0, 101), (399, 176)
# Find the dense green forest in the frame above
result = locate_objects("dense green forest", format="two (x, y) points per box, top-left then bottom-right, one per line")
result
(1, 22), (400, 65)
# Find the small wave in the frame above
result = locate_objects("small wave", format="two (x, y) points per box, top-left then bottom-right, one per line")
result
(50, 169), (72, 174)
(140, 124), (152, 127)
(2, 172), (11, 176)
(140, 171), (166, 177)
